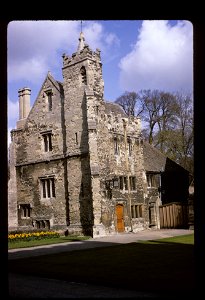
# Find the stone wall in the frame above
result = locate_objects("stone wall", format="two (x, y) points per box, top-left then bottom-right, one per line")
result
(8, 141), (18, 230)
(15, 159), (67, 230)
(94, 108), (149, 234)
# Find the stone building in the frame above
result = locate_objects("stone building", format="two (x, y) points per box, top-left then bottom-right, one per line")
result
(8, 32), (190, 237)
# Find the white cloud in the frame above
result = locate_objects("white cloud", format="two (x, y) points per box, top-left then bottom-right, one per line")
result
(8, 21), (79, 83)
(8, 98), (18, 122)
(8, 98), (18, 147)
(8, 127), (12, 148)
(7, 20), (121, 143)
(8, 20), (120, 84)
(105, 33), (120, 46)
(83, 22), (120, 57)
(119, 20), (193, 94)
(8, 56), (48, 84)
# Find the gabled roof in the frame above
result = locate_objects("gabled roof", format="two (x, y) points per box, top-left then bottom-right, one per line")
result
(104, 101), (127, 117)
(56, 80), (64, 94)
(35, 72), (63, 102)
(25, 73), (64, 126)
(143, 141), (166, 172)
(143, 141), (189, 174)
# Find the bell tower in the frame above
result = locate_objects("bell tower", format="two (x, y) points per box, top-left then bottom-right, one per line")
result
(62, 30), (105, 236)
(62, 30), (104, 151)
(62, 31), (104, 98)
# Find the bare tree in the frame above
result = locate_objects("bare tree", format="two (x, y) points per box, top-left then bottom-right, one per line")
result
(144, 91), (193, 173)
(164, 92), (194, 173)
(115, 89), (193, 174)
(115, 91), (142, 117)
(138, 89), (162, 144)
(153, 91), (178, 151)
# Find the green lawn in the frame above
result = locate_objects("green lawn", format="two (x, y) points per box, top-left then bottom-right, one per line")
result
(8, 235), (91, 249)
(9, 233), (195, 295)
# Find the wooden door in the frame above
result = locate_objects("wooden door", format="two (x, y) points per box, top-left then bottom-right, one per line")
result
(116, 204), (125, 232)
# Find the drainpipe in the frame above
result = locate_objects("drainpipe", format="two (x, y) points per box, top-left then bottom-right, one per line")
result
(123, 119), (133, 232)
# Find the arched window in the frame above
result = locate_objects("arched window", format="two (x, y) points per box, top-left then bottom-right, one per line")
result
(80, 66), (87, 85)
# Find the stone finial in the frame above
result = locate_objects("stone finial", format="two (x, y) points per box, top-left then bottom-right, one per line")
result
(77, 32), (85, 53)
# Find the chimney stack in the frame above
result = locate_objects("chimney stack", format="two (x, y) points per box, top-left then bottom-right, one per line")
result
(18, 89), (23, 120)
(17, 87), (31, 129)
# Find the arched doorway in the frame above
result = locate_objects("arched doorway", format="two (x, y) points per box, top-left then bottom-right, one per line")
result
(116, 204), (125, 232)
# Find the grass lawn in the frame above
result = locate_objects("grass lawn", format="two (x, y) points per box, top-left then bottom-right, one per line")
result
(8, 235), (91, 249)
(8, 233), (195, 295)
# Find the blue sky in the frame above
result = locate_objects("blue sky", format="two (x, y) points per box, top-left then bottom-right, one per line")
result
(7, 20), (193, 145)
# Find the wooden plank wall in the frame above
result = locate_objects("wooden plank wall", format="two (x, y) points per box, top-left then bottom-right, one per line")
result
(159, 202), (188, 229)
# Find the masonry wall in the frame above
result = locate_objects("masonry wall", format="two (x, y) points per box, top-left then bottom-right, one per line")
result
(61, 45), (104, 236)
(8, 141), (18, 230)
(66, 156), (93, 236)
(11, 75), (69, 231)
(94, 110), (149, 234)
(14, 77), (65, 166)
(15, 159), (68, 229)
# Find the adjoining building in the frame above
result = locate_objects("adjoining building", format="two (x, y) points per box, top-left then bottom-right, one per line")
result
(8, 31), (191, 237)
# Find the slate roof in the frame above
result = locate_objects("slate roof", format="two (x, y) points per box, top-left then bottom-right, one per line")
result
(56, 80), (64, 94)
(104, 101), (127, 117)
(143, 141), (189, 174)
(143, 141), (167, 172)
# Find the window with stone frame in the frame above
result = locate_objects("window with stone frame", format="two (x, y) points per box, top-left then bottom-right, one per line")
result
(146, 173), (157, 187)
(80, 66), (87, 85)
(40, 177), (56, 199)
(75, 132), (78, 145)
(119, 176), (136, 190)
(130, 176), (136, 190)
(19, 204), (31, 218)
(42, 132), (53, 152)
(131, 204), (143, 218)
(45, 90), (53, 111)
(114, 137), (119, 155)
(96, 105), (99, 115)
(35, 220), (50, 229)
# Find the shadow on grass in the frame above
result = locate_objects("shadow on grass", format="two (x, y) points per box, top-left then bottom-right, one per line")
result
(9, 239), (195, 295)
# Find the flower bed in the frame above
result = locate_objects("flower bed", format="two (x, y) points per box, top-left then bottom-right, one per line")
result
(8, 231), (60, 242)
